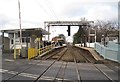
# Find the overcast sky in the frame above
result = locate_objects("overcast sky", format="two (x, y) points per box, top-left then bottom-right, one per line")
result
(0, 0), (119, 42)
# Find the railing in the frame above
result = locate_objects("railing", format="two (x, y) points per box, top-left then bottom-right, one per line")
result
(38, 44), (54, 55)
(28, 44), (55, 60)
(94, 42), (119, 62)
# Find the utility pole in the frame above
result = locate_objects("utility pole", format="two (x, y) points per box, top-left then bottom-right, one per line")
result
(18, 0), (22, 52)
(2, 31), (4, 54)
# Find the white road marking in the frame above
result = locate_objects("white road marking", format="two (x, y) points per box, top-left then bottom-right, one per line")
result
(0, 69), (67, 80)
(4, 59), (14, 62)
(0, 69), (38, 79)
(0, 69), (8, 72)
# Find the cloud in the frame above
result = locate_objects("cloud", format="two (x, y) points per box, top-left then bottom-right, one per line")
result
(0, 15), (10, 26)
(57, 1), (118, 21)
(0, 0), (118, 30)
(82, 3), (118, 21)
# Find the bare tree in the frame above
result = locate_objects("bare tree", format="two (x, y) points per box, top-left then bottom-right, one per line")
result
(94, 20), (118, 45)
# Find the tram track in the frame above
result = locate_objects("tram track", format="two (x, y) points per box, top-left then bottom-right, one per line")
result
(41, 47), (66, 60)
(52, 45), (82, 82)
(2, 47), (67, 82)
(2, 45), (118, 82)
(75, 46), (116, 82)
(52, 45), (83, 82)
(70, 48), (81, 82)
(68, 46), (117, 82)
(53, 61), (64, 81)
(3, 60), (42, 82)
(53, 62), (68, 82)
(51, 48), (69, 82)
(34, 48), (67, 82)
(2, 58), (42, 75)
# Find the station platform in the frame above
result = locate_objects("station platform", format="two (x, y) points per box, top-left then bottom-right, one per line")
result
(75, 46), (103, 61)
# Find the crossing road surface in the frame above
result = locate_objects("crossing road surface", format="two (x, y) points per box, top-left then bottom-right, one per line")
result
(1, 45), (119, 82)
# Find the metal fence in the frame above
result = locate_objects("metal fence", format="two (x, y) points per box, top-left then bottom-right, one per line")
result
(94, 42), (119, 63)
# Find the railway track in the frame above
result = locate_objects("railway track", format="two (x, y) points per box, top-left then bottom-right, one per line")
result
(2, 47), (67, 82)
(2, 45), (118, 82)
(74, 46), (116, 82)
(34, 48), (67, 82)
(53, 62), (68, 82)
(2, 58), (43, 80)
(51, 46), (83, 82)
(40, 47), (66, 60)
(3, 60), (42, 82)
(67, 46), (117, 82)
(70, 48), (81, 82)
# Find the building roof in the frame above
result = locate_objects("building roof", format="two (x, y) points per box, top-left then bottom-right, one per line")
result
(1, 27), (50, 36)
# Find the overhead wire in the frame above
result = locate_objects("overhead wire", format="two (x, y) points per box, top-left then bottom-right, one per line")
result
(34, 0), (54, 20)
(33, 0), (59, 20)
(44, 0), (59, 20)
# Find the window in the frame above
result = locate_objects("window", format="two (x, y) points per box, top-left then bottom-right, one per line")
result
(22, 38), (25, 43)
(26, 38), (30, 43)
(21, 37), (31, 43)
(11, 39), (13, 44)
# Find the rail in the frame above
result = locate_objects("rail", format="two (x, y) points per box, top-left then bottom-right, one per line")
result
(78, 47), (116, 82)
(71, 50), (81, 82)
(3, 47), (67, 82)
(34, 48), (67, 82)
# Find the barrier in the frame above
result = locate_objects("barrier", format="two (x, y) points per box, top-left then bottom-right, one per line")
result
(94, 42), (119, 62)
(28, 44), (55, 60)
(38, 45), (54, 55)
(14, 48), (21, 59)
(28, 48), (37, 60)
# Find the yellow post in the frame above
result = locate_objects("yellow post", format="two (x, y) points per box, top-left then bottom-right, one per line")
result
(14, 49), (16, 59)
(28, 48), (30, 60)
(39, 48), (41, 55)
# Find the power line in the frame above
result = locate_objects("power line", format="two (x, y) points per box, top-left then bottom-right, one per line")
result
(34, 0), (54, 20)
(44, 0), (59, 20)
(34, 0), (57, 20)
